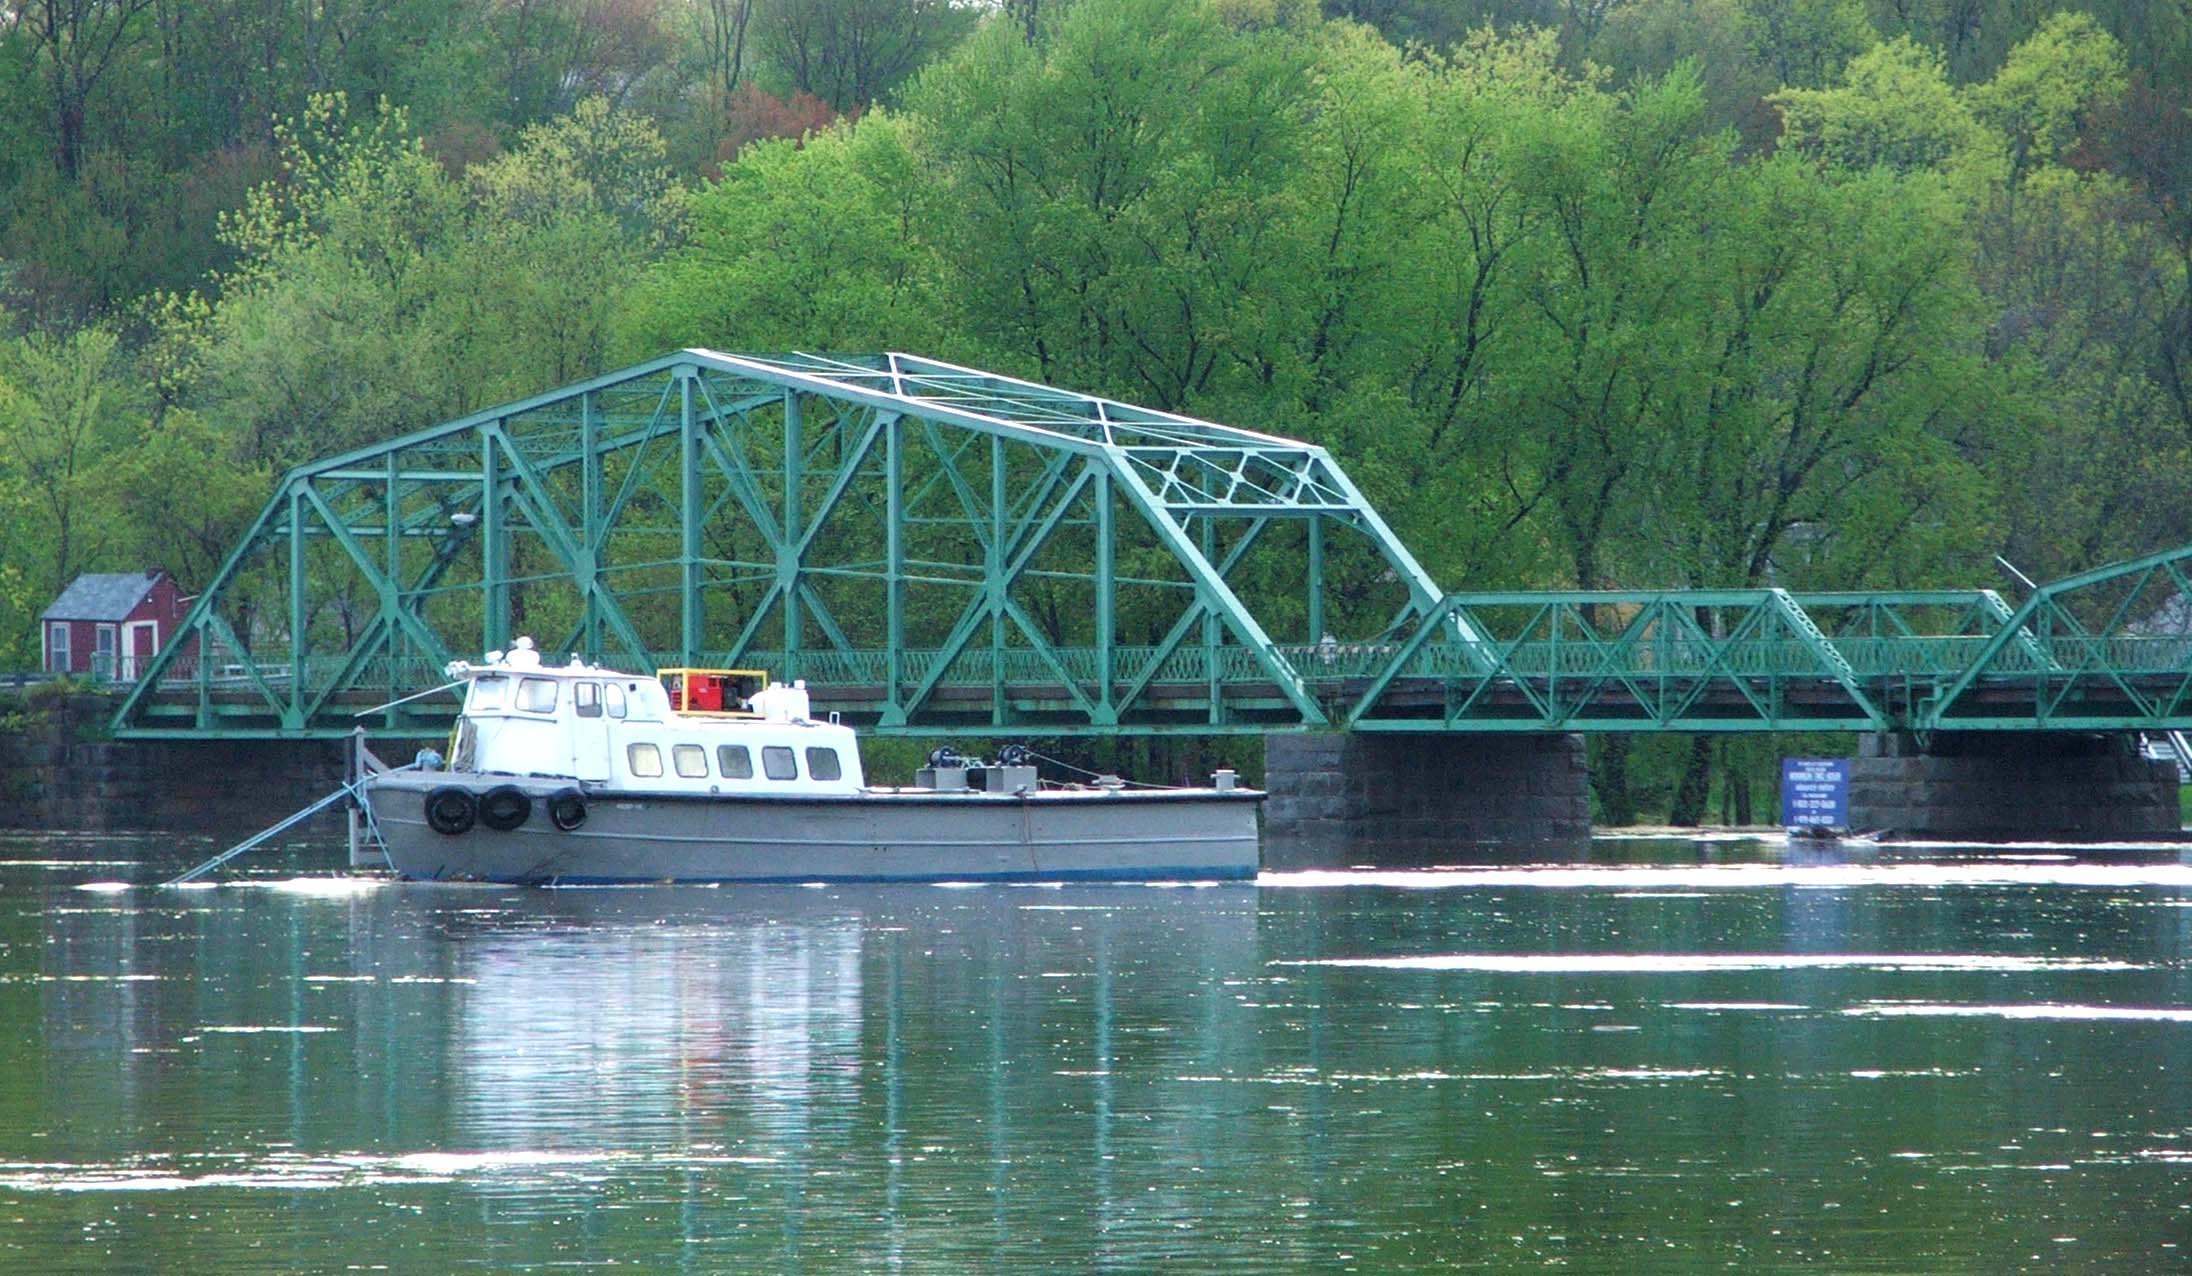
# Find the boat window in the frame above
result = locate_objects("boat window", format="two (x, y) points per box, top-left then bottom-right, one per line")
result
(605, 682), (627, 719)
(470, 676), (507, 711)
(519, 677), (559, 713)
(574, 682), (601, 718)
(627, 742), (662, 778)
(718, 745), (753, 779)
(762, 745), (798, 781)
(805, 747), (842, 781)
(673, 744), (707, 778)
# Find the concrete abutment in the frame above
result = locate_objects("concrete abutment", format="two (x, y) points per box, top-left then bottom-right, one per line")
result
(1261, 728), (2184, 861)
(0, 690), (351, 834)
(1262, 732), (1592, 867)
(1849, 731), (2180, 841)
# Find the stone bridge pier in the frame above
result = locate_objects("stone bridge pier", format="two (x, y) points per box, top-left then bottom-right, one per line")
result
(0, 690), (352, 834)
(1261, 732), (1591, 867)
(1849, 731), (2181, 841)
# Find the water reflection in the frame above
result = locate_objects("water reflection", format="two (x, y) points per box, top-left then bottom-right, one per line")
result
(4, 836), (2192, 1273)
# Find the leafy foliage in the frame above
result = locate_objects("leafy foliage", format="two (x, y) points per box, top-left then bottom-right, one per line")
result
(6, 0), (2192, 819)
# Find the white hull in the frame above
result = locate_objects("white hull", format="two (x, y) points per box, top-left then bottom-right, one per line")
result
(363, 771), (1261, 884)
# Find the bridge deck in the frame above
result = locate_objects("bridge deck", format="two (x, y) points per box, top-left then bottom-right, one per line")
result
(119, 631), (2192, 738)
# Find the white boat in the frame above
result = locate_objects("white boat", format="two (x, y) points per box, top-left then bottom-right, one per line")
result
(359, 640), (1262, 884)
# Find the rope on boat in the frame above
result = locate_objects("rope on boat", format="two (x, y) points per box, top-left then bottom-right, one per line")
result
(351, 679), (465, 718)
(1019, 748), (1190, 791)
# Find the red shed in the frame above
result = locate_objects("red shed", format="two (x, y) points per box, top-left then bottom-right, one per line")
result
(39, 571), (190, 679)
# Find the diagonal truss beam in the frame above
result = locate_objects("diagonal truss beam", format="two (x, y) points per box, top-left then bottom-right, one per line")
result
(118, 350), (1445, 737)
(119, 349), (2192, 740)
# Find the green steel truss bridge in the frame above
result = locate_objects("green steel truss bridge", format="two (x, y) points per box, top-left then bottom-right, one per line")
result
(113, 350), (2192, 740)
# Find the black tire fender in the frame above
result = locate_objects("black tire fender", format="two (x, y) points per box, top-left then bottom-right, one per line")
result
(547, 788), (587, 831)
(478, 784), (532, 832)
(423, 786), (476, 836)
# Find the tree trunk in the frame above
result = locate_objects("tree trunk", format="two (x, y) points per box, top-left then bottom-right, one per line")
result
(1592, 736), (1637, 826)
(1577, 547), (1637, 825)
(1670, 734), (1713, 826)
(55, 94), (85, 180)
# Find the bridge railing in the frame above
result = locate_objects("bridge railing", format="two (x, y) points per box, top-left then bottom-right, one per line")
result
(125, 634), (2192, 699)
(1351, 636), (1990, 679)
(731, 645), (1261, 690)
(1340, 625), (2192, 683)
(726, 622), (2192, 690)
(148, 645), (1280, 707)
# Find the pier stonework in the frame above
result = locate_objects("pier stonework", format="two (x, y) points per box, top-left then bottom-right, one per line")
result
(1261, 732), (1590, 866)
(0, 688), (350, 834)
(1848, 731), (2180, 841)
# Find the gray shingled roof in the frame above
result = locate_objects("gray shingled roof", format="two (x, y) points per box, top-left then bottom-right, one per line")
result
(40, 572), (160, 622)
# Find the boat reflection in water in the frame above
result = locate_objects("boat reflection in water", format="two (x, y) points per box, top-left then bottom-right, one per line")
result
(417, 883), (1264, 1255)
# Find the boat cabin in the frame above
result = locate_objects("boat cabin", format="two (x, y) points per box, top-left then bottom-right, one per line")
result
(446, 639), (864, 795)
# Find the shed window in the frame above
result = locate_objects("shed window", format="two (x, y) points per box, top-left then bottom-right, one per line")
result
(805, 747), (842, 782)
(762, 745), (798, 781)
(574, 682), (601, 718)
(718, 745), (753, 779)
(673, 744), (707, 778)
(518, 678), (558, 713)
(44, 623), (68, 673)
(627, 743), (662, 777)
(605, 682), (627, 719)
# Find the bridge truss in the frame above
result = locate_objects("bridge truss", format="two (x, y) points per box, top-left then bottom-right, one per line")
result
(115, 350), (1447, 738)
(112, 351), (2192, 739)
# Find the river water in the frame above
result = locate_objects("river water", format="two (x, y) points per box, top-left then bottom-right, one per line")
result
(3, 833), (2190, 1274)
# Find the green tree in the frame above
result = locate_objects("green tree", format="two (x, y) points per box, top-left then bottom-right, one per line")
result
(1740, 0), (1875, 87)
(171, 92), (683, 466)
(1967, 10), (2125, 183)
(1499, 67), (1723, 596)
(107, 407), (268, 589)
(907, 0), (1320, 408)
(1647, 158), (1991, 592)
(0, 323), (141, 599)
(1771, 35), (2000, 182)
(616, 111), (947, 356)
(1594, 0), (1781, 146)
(1952, 18), (2184, 580)
(174, 94), (471, 465)
(22, 0), (157, 179)
(756, 0), (978, 111)
(465, 98), (689, 383)
(1641, 157), (1994, 819)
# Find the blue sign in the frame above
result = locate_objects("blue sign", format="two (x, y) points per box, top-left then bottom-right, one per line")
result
(1780, 758), (1850, 829)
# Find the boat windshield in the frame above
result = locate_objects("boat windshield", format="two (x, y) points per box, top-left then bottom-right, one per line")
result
(518, 677), (558, 713)
(470, 676), (507, 711)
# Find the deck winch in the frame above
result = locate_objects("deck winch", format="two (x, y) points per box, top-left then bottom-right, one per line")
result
(917, 747), (1039, 794)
